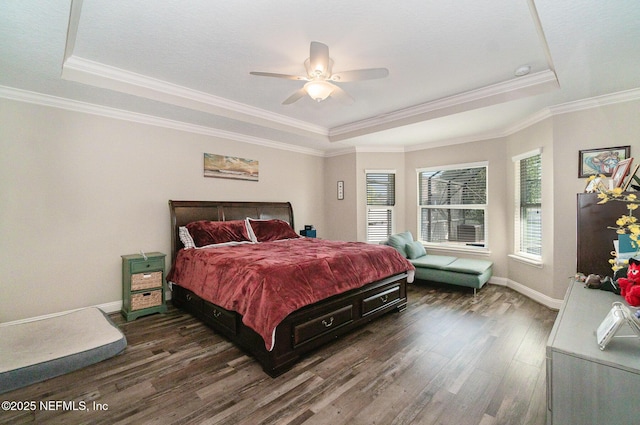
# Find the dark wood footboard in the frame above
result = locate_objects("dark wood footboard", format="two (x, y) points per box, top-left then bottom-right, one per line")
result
(171, 273), (408, 377)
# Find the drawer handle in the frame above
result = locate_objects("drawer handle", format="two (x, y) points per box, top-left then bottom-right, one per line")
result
(143, 273), (152, 278)
(213, 309), (221, 318)
(142, 292), (151, 297)
(186, 293), (192, 302)
(322, 317), (334, 328)
(379, 295), (389, 303)
(146, 264), (151, 268)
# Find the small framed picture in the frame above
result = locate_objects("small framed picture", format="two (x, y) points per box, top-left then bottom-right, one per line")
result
(584, 176), (608, 193)
(611, 157), (633, 188)
(596, 302), (640, 350)
(596, 303), (627, 350)
(578, 145), (630, 178)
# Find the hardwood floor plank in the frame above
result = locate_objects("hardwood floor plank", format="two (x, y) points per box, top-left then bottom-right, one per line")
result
(0, 284), (557, 425)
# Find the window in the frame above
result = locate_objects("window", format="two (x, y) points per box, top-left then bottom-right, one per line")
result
(366, 171), (395, 243)
(514, 149), (542, 260)
(417, 163), (487, 248)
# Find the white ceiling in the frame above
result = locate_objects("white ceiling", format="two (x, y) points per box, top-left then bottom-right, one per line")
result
(1, 0), (639, 155)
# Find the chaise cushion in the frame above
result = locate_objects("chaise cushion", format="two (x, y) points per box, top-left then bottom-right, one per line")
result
(410, 255), (458, 269)
(443, 258), (493, 275)
(387, 231), (414, 258)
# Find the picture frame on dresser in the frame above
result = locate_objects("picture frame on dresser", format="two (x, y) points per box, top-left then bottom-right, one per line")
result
(611, 157), (633, 188)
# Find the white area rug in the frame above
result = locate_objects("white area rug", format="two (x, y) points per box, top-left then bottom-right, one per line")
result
(0, 307), (127, 394)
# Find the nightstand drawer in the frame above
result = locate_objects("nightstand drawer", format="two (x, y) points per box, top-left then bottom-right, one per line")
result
(131, 271), (162, 291)
(130, 258), (164, 274)
(131, 290), (162, 311)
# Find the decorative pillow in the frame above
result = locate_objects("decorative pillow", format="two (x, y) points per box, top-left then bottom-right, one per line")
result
(178, 226), (196, 249)
(406, 240), (427, 259)
(387, 232), (414, 258)
(247, 218), (299, 242)
(185, 220), (251, 247)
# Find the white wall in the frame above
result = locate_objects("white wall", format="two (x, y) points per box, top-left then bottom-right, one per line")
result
(3, 96), (640, 321)
(323, 153), (357, 241)
(0, 99), (325, 321)
(551, 101), (640, 299)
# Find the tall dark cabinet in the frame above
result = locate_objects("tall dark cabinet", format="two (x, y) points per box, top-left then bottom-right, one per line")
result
(576, 193), (630, 277)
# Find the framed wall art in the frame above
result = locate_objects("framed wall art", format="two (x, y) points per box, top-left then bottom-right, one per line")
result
(204, 153), (259, 181)
(578, 145), (630, 178)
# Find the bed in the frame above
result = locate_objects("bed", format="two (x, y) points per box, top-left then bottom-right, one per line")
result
(167, 200), (413, 377)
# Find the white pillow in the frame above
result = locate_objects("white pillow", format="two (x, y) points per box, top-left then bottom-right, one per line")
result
(178, 226), (196, 249)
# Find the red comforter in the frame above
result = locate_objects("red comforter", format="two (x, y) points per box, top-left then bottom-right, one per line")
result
(167, 238), (414, 350)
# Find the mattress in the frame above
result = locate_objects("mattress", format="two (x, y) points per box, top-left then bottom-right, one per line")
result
(0, 307), (127, 394)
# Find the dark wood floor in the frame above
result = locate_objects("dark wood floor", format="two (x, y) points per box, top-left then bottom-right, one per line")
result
(1, 282), (557, 425)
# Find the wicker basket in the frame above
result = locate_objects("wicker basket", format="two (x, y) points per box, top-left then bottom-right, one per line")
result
(131, 271), (162, 291)
(131, 290), (162, 310)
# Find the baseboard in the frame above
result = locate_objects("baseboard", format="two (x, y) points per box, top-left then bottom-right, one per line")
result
(489, 276), (563, 310)
(0, 301), (121, 327)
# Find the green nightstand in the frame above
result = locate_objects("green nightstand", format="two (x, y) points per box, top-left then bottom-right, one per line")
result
(121, 252), (167, 321)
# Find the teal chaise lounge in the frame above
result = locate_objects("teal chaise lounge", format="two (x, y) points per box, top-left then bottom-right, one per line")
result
(384, 231), (493, 296)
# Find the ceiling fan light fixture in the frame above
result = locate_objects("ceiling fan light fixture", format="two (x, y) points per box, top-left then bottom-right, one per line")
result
(304, 80), (334, 102)
(304, 58), (333, 79)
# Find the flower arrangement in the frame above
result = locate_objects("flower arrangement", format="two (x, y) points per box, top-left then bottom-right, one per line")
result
(589, 174), (640, 271)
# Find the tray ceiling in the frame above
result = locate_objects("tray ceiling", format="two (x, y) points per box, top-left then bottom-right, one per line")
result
(1, 0), (639, 154)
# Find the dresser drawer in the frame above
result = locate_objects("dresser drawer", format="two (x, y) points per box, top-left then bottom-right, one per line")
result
(293, 305), (353, 347)
(362, 285), (400, 316)
(130, 258), (165, 274)
(131, 289), (162, 311)
(131, 271), (162, 291)
(203, 303), (237, 335)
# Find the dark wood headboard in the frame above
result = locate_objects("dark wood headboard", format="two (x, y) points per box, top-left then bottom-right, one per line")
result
(168, 200), (294, 263)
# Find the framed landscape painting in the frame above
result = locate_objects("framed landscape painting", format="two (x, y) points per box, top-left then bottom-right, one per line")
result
(204, 153), (259, 181)
(578, 145), (630, 178)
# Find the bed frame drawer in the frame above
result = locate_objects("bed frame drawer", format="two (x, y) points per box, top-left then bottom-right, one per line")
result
(362, 285), (401, 316)
(203, 302), (237, 335)
(293, 305), (353, 347)
(172, 286), (204, 315)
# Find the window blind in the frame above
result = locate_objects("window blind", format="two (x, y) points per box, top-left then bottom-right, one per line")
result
(418, 165), (487, 246)
(366, 173), (396, 206)
(515, 152), (542, 258)
(366, 172), (395, 243)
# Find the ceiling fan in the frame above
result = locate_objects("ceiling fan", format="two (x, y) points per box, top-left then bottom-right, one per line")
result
(250, 41), (389, 105)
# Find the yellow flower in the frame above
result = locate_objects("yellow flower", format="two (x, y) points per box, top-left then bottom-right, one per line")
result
(629, 203), (639, 210)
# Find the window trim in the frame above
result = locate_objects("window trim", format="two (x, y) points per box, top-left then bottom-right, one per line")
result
(416, 161), (489, 252)
(512, 148), (543, 265)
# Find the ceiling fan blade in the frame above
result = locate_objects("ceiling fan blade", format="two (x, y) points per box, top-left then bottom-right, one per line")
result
(329, 84), (354, 105)
(250, 71), (307, 81)
(282, 87), (307, 105)
(330, 68), (389, 82)
(309, 41), (330, 76)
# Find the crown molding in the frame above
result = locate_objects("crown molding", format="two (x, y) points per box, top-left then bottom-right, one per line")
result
(61, 55), (328, 140)
(0, 85), (326, 157)
(2, 83), (639, 157)
(328, 69), (560, 142)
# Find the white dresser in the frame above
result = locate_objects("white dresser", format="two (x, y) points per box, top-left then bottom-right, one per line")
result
(546, 280), (640, 424)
